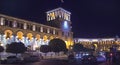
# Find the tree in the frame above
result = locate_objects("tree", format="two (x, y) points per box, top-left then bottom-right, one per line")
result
(49, 38), (67, 53)
(40, 45), (51, 56)
(6, 42), (26, 55)
(73, 43), (94, 53)
(72, 43), (84, 53)
(40, 45), (51, 53)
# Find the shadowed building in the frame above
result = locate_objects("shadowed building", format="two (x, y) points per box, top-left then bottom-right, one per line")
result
(74, 36), (120, 52)
(0, 7), (73, 50)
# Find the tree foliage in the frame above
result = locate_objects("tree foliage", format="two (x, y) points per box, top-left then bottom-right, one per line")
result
(6, 42), (26, 54)
(40, 45), (51, 53)
(49, 38), (67, 52)
(73, 43), (94, 52)
(73, 43), (84, 52)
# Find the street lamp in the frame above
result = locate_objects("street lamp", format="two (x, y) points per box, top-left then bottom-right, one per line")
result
(0, 42), (3, 46)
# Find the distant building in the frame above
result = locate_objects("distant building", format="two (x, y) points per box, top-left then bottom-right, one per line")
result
(74, 37), (120, 51)
(0, 7), (73, 50)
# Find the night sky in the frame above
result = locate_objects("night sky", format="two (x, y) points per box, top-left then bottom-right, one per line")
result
(0, 0), (120, 38)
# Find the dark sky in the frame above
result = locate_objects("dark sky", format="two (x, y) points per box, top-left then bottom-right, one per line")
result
(0, 0), (120, 38)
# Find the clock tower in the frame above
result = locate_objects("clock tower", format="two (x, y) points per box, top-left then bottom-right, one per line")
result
(46, 7), (71, 34)
(46, 7), (73, 48)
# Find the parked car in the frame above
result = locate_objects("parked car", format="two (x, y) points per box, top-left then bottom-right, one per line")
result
(96, 55), (106, 62)
(81, 55), (97, 64)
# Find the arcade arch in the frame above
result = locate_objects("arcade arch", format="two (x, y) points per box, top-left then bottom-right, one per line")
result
(4, 30), (13, 39)
(17, 31), (23, 40)
(27, 33), (33, 41)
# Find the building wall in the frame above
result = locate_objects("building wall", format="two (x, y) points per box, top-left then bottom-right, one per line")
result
(0, 13), (73, 50)
(74, 38), (120, 51)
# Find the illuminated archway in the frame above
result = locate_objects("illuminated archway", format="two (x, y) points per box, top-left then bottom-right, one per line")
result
(43, 35), (48, 41)
(93, 43), (98, 50)
(17, 31), (23, 40)
(27, 33), (33, 41)
(49, 36), (54, 40)
(36, 34), (40, 41)
(4, 30), (13, 39)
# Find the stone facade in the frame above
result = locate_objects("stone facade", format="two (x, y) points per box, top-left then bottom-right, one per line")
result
(74, 37), (120, 51)
(0, 8), (73, 50)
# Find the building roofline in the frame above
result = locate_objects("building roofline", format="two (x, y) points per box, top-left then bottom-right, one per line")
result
(46, 7), (71, 14)
(0, 14), (61, 30)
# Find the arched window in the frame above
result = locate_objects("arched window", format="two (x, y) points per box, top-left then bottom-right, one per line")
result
(17, 31), (23, 40)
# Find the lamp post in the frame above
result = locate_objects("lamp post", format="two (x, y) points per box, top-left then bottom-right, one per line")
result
(0, 42), (1, 46)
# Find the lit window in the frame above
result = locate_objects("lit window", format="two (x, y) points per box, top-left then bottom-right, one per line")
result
(0, 17), (4, 25)
(24, 23), (27, 29)
(49, 12), (55, 20)
(47, 28), (50, 33)
(63, 21), (69, 29)
(53, 29), (55, 34)
(33, 25), (36, 31)
(65, 13), (69, 20)
(41, 26), (43, 32)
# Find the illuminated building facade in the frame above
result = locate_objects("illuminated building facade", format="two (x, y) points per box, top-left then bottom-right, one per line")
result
(0, 7), (73, 50)
(74, 37), (120, 51)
